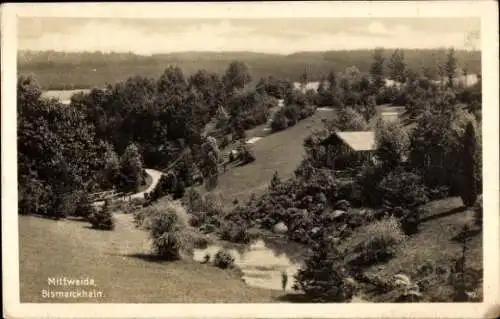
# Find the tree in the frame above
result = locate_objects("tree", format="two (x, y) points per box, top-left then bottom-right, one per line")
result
(370, 48), (385, 90)
(327, 70), (337, 92)
(444, 47), (458, 88)
(269, 171), (281, 190)
(326, 107), (369, 132)
(101, 143), (120, 189)
(388, 49), (407, 83)
(460, 121), (479, 207)
(223, 61), (252, 93)
(300, 68), (309, 90)
(375, 119), (410, 167)
(293, 233), (354, 302)
(120, 143), (144, 192)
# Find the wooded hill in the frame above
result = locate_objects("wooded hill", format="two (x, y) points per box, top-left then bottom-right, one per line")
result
(18, 49), (481, 90)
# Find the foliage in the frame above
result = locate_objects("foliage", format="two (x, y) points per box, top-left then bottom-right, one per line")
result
(474, 195), (482, 227)
(119, 143), (144, 193)
(354, 164), (388, 207)
(17, 75), (112, 218)
(377, 167), (429, 209)
(388, 49), (407, 83)
(88, 201), (115, 230)
(374, 119), (410, 167)
(223, 61), (252, 93)
(147, 200), (193, 260)
(346, 217), (406, 268)
(460, 121), (480, 207)
(293, 234), (354, 302)
(213, 249), (236, 269)
(218, 221), (260, 244)
(325, 107), (369, 132)
(269, 171), (281, 191)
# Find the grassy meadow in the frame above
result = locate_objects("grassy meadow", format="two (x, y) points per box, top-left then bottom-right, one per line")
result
(19, 213), (282, 303)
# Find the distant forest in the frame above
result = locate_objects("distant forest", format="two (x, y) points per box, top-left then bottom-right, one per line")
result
(18, 49), (481, 90)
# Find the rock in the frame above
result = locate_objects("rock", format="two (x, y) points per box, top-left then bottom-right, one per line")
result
(331, 237), (341, 245)
(273, 222), (288, 234)
(334, 199), (351, 211)
(310, 227), (321, 235)
(332, 210), (347, 219)
(393, 274), (411, 287)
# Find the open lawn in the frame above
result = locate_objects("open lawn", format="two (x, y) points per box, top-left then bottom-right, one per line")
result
(370, 197), (483, 275)
(18, 214), (282, 303)
(344, 197), (483, 301)
(200, 109), (335, 208)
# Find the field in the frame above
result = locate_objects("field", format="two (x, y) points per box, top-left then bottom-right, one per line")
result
(200, 109), (336, 207)
(19, 213), (282, 303)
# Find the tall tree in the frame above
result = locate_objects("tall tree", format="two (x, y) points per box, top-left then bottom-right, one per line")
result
(388, 49), (407, 83)
(370, 48), (385, 90)
(120, 143), (144, 192)
(300, 68), (309, 90)
(222, 61), (252, 93)
(460, 121), (479, 207)
(444, 47), (458, 88)
(326, 70), (337, 92)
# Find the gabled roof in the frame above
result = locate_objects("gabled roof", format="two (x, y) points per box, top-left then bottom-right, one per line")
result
(321, 131), (376, 151)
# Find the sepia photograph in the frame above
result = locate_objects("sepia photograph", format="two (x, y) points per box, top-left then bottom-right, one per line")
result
(2, 2), (499, 318)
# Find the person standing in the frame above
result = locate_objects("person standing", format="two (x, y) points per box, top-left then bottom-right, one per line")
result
(281, 270), (288, 291)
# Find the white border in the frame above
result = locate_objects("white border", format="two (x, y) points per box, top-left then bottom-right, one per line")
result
(2, 2), (499, 318)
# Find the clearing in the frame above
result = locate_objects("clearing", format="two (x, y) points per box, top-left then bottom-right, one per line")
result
(201, 109), (336, 207)
(18, 213), (282, 303)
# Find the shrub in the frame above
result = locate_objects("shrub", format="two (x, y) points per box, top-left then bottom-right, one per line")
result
(220, 136), (230, 149)
(354, 164), (387, 207)
(213, 249), (236, 269)
(148, 201), (193, 260)
(399, 207), (423, 235)
(460, 121), (480, 207)
(74, 193), (95, 219)
(346, 217), (406, 268)
(239, 144), (256, 164)
(270, 109), (289, 132)
(218, 221), (260, 244)
(88, 201), (115, 230)
(378, 168), (429, 209)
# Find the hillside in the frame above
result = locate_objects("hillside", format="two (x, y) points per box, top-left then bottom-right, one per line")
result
(18, 49), (481, 90)
(19, 213), (282, 303)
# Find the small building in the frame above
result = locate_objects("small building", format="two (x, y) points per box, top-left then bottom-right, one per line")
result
(320, 131), (376, 170)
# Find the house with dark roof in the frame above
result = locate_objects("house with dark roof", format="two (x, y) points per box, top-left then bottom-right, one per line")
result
(320, 131), (377, 170)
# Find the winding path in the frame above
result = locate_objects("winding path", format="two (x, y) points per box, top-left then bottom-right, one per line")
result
(129, 168), (164, 200)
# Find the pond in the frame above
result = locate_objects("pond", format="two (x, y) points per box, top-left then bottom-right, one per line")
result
(193, 237), (305, 292)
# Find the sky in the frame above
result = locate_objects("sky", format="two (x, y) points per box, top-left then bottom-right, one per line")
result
(17, 17), (481, 55)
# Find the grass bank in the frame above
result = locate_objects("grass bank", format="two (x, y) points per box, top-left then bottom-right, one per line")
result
(19, 213), (283, 303)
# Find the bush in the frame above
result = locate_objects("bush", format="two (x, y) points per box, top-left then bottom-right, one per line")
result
(378, 168), (429, 209)
(346, 217), (406, 268)
(220, 136), (230, 149)
(399, 207), (423, 235)
(213, 249), (236, 269)
(74, 193), (95, 219)
(218, 221), (260, 244)
(148, 201), (193, 260)
(270, 109), (289, 132)
(354, 164), (387, 207)
(88, 201), (115, 230)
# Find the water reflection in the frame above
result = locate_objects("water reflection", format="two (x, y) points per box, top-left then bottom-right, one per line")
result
(193, 238), (303, 292)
